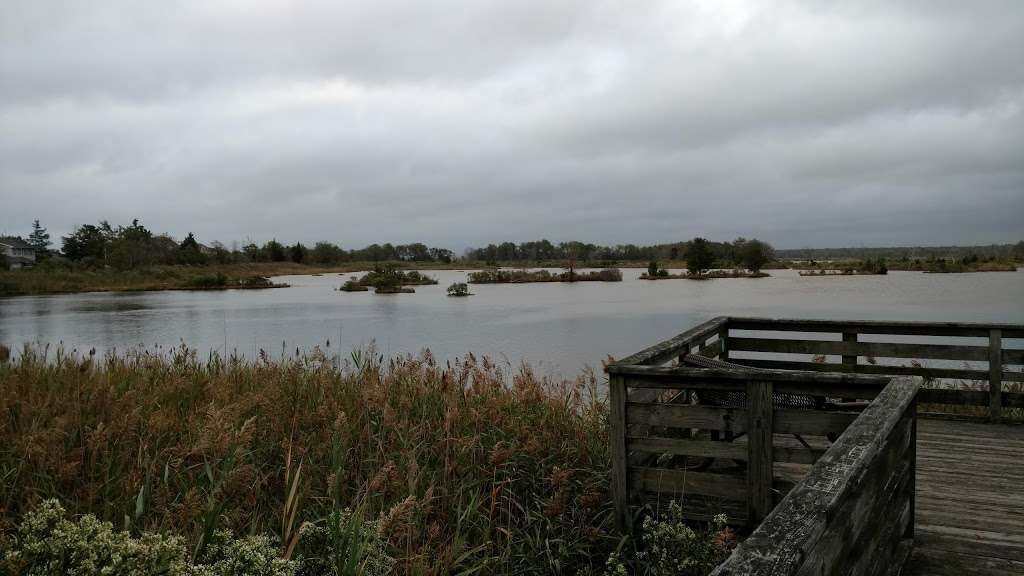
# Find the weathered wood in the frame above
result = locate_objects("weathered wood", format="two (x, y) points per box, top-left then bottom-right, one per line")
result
(729, 337), (991, 361)
(732, 358), (1024, 382)
(629, 467), (746, 500)
(989, 329), (1002, 423)
(725, 317), (1024, 338)
(843, 332), (858, 366)
(720, 326), (730, 360)
(627, 402), (748, 433)
(747, 381), (774, 523)
(774, 409), (858, 435)
(919, 388), (990, 406)
(626, 436), (748, 460)
(606, 364), (891, 386)
(609, 374), (629, 532)
(699, 337), (724, 358)
(611, 316), (727, 367)
(710, 376), (920, 576)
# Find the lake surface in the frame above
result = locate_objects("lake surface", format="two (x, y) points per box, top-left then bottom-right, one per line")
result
(1, 268), (1022, 378)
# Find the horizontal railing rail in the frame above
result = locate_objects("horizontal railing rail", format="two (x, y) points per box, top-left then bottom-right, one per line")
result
(716, 316), (1024, 421)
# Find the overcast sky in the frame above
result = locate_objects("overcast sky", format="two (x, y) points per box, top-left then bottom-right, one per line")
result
(1, 1), (1022, 251)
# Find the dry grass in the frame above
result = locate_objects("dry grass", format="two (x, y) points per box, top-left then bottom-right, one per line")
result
(0, 345), (614, 575)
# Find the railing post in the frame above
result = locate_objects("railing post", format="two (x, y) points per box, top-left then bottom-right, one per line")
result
(906, 392), (917, 540)
(747, 380), (774, 523)
(989, 329), (1002, 423)
(842, 331), (857, 368)
(842, 332), (857, 402)
(609, 374), (631, 532)
(719, 326), (729, 360)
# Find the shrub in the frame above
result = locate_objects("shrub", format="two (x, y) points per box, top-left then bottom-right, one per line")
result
(2, 499), (189, 575)
(447, 282), (472, 297)
(188, 272), (228, 288)
(603, 502), (734, 576)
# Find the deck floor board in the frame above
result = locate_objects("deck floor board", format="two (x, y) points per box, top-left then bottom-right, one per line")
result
(905, 419), (1024, 575)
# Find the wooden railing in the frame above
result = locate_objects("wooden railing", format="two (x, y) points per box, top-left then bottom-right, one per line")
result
(710, 376), (919, 575)
(606, 365), (891, 529)
(723, 317), (1023, 421)
(606, 316), (1021, 573)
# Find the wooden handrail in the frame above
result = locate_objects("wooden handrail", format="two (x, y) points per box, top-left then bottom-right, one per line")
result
(710, 376), (920, 575)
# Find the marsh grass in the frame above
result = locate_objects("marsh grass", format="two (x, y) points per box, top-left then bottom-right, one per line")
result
(0, 344), (617, 575)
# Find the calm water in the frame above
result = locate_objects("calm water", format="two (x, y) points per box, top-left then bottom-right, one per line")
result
(1, 268), (1022, 378)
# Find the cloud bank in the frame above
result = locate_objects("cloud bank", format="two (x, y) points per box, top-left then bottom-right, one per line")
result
(1, 0), (1022, 250)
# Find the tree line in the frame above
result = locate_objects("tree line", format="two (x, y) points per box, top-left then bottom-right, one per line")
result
(464, 237), (776, 271)
(23, 219), (455, 270)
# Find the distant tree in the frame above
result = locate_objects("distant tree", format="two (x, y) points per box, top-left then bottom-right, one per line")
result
(242, 243), (261, 262)
(263, 240), (287, 262)
(740, 239), (775, 273)
(0, 252), (8, 270)
(176, 232), (206, 265)
(647, 261), (659, 277)
(290, 242), (307, 264)
(310, 241), (346, 265)
(27, 220), (51, 258)
(686, 238), (715, 276)
(107, 219), (154, 269)
(62, 224), (108, 262)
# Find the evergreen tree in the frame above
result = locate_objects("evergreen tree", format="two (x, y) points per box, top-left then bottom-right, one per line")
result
(27, 220), (51, 257)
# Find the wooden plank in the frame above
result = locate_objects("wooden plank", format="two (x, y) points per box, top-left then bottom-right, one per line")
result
(610, 316), (727, 367)
(842, 331), (858, 366)
(919, 388), (990, 406)
(729, 337), (990, 361)
(627, 402), (749, 433)
(606, 364), (891, 385)
(733, 358), (1024, 382)
(627, 436), (748, 460)
(1003, 348), (1024, 365)
(990, 329), (1002, 423)
(725, 317), (1024, 338)
(629, 467), (746, 500)
(720, 325), (730, 360)
(609, 374), (629, 532)
(774, 409), (858, 435)
(699, 337), (724, 358)
(748, 380), (774, 523)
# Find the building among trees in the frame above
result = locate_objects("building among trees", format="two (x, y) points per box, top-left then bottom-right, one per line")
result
(0, 236), (37, 269)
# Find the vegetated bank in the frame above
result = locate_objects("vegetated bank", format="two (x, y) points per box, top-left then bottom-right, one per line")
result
(0, 346), (734, 575)
(339, 267), (438, 294)
(467, 268), (623, 284)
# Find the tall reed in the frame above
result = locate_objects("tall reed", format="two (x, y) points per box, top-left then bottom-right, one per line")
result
(0, 345), (613, 575)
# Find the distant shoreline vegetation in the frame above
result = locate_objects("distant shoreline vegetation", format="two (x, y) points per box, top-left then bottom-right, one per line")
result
(467, 268), (623, 284)
(1, 217), (1020, 296)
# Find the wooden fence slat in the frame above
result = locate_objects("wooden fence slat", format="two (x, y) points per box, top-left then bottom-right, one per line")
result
(728, 337), (990, 361)
(748, 381), (774, 523)
(627, 437), (748, 460)
(626, 403), (749, 433)
(612, 316), (728, 367)
(990, 329), (1002, 423)
(609, 375), (629, 532)
(774, 409), (859, 436)
(629, 467), (746, 500)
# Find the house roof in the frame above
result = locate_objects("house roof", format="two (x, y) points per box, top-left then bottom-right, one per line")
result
(0, 236), (33, 250)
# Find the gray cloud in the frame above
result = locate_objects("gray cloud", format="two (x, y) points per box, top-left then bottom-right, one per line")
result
(1, 0), (1022, 249)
